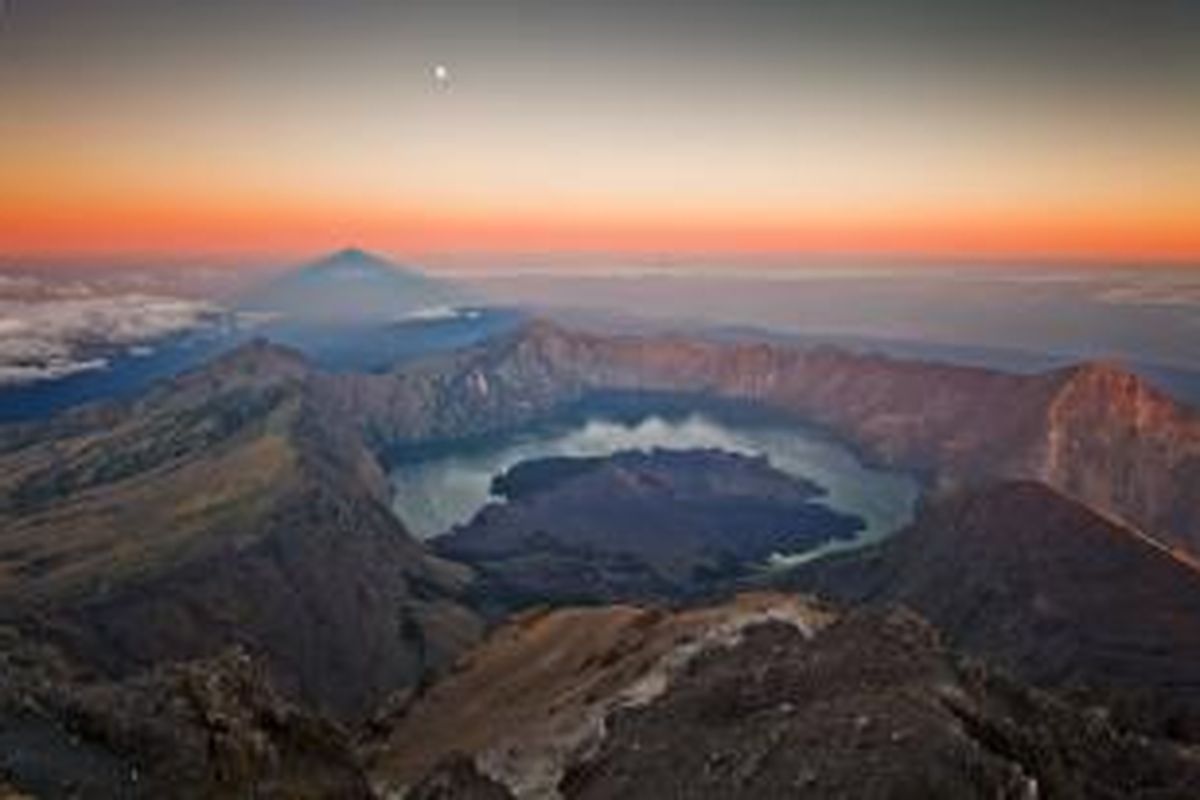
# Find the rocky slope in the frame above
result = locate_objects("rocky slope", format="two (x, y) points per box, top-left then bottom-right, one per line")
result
(0, 634), (370, 798)
(321, 320), (1200, 557)
(784, 481), (1200, 740)
(436, 448), (861, 611)
(0, 341), (482, 722)
(370, 594), (1200, 799)
(367, 594), (835, 797)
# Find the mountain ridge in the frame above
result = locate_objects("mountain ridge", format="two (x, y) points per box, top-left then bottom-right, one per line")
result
(783, 480), (1200, 739)
(370, 593), (1200, 799)
(0, 338), (482, 720)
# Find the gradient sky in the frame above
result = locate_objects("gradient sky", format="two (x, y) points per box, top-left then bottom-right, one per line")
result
(2, 0), (1199, 262)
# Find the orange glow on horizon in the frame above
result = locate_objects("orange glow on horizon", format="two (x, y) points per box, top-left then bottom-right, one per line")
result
(5, 1), (1198, 268)
(3, 198), (1199, 265)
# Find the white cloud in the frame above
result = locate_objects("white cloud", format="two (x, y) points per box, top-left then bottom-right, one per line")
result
(0, 358), (110, 385)
(0, 275), (226, 386)
(401, 305), (482, 322)
(1095, 282), (1200, 309)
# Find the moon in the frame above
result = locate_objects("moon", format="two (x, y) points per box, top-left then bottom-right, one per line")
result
(432, 64), (450, 89)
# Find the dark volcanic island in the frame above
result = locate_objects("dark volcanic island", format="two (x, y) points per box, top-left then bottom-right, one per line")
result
(434, 448), (863, 609)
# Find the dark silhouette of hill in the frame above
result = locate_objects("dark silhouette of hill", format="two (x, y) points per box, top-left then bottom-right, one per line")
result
(785, 481), (1200, 739)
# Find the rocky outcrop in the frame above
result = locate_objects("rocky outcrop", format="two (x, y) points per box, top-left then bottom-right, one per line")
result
(0, 635), (369, 799)
(405, 755), (516, 800)
(1033, 362), (1200, 559)
(785, 480), (1200, 739)
(367, 594), (834, 797)
(0, 341), (483, 721)
(370, 595), (1200, 799)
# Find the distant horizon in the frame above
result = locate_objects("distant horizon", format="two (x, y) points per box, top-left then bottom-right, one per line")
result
(4, 2), (1198, 265)
(4, 232), (1200, 270)
(3, 245), (1199, 276)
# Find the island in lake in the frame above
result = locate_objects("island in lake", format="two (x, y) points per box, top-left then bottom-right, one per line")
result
(435, 447), (864, 611)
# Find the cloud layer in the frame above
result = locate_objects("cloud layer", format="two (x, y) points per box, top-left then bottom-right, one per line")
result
(0, 274), (225, 385)
(1095, 281), (1200, 310)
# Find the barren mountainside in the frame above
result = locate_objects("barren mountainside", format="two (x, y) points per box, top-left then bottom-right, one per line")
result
(784, 481), (1200, 739)
(0, 341), (482, 722)
(371, 594), (1200, 799)
(0, 639), (371, 798)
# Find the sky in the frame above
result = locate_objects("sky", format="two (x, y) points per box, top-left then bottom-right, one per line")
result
(1, 0), (1199, 264)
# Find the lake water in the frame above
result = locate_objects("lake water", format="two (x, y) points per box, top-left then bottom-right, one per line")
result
(389, 414), (919, 561)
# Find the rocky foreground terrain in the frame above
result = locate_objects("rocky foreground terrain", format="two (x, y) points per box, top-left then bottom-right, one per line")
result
(371, 593), (1200, 799)
(1, 320), (1199, 796)
(0, 638), (369, 798)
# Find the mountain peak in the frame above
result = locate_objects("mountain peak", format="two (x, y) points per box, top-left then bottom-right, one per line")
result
(156, 338), (312, 402)
(212, 337), (311, 376)
(514, 317), (574, 343)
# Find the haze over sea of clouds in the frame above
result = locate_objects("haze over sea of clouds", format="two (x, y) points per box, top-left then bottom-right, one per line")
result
(2, 261), (1198, 391)
(465, 263), (1200, 372)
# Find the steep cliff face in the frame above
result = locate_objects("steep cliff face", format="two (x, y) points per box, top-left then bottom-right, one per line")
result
(0, 342), (483, 721)
(325, 321), (1199, 556)
(1034, 363), (1200, 556)
(785, 481), (1200, 739)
